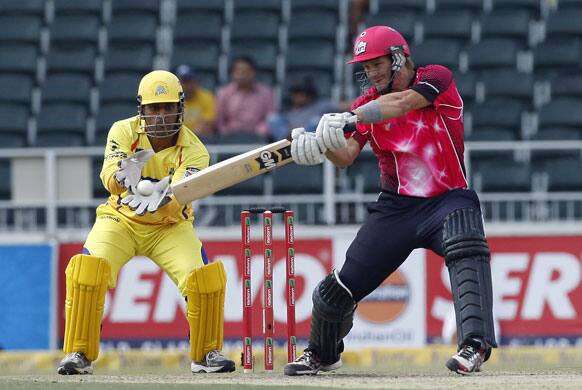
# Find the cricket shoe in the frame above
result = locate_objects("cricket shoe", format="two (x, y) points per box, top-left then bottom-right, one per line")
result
(57, 352), (93, 375)
(191, 350), (236, 373)
(284, 349), (342, 376)
(446, 338), (488, 375)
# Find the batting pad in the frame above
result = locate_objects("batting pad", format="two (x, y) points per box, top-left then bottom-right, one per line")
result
(63, 254), (110, 362)
(184, 261), (227, 362)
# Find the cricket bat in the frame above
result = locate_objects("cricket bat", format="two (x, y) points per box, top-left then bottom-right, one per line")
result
(172, 139), (293, 204)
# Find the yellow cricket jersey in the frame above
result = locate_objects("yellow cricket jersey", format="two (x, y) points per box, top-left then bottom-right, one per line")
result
(183, 88), (216, 133)
(99, 115), (210, 225)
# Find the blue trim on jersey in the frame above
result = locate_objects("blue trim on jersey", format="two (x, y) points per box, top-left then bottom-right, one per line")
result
(201, 246), (209, 265)
(82, 247), (91, 255)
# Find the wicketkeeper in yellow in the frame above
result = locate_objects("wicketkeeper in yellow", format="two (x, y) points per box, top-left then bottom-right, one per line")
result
(58, 70), (235, 375)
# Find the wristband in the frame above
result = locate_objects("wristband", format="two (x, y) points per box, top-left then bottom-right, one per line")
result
(358, 100), (383, 124)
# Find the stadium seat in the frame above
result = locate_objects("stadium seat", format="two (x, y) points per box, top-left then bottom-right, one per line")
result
(174, 12), (222, 44)
(557, 0), (582, 10)
(231, 12), (280, 43)
(291, 0), (339, 15)
(480, 70), (533, 104)
(549, 74), (582, 99)
(288, 11), (337, 45)
(41, 74), (92, 106)
(490, 0), (541, 18)
(545, 158), (582, 191)
(475, 159), (531, 192)
(434, 0), (484, 13)
(533, 39), (582, 76)
(545, 10), (582, 40)
(365, 11), (416, 42)
(105, 44), (154, 74)
(467, 39), (520, 70)
(215, 175), (265, 196)
(411, 39), (461, 71)
(0, 104), (29, 148)
(108, 14), (157, 45)
(111, 0), (159, 17)
(538, 98), (582, 132)
(0, 74), (33, 106)
(454, 73), (477, 106)
(0, 0), (46, 17)
(36, 104), (87, 147)
(273, 164), (323, 194)
(285, 71), (333, 98)
(0, 160), (11, 199)
(532, 128), (582, 140)
(470, 100), (524, 139)
(53, 0), (105, 18)
(94, 102), (138, 145)
(286, 42), (335, 72)
(0, 44), (38, 75)
(172, 43), (219, 73)
(0, 16), (42, 46)
(479, 10), (530, 45)
(99, 73), (139, 104)
(229, 42), (278, 81)
(374, 0), (427, 14)
(421, 11), (473, 43)
(235, 0), (282, 16)
(50, 15), (101, 47)
(46, 45), (97, 76)
(176, 0), (224, 16)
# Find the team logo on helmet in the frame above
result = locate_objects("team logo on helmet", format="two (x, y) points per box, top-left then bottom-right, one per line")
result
(355, 40), (367, 55)
(155, 84), (168, 96)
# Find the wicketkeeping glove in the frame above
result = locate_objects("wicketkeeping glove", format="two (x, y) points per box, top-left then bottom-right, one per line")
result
(121, 176), (172, 216)
(114, 149), (155, 192)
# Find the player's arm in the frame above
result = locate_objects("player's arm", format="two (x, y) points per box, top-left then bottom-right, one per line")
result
(353, 89), (431, 124)
(100, 122), (133, 194)
(324, 137), (362, 168)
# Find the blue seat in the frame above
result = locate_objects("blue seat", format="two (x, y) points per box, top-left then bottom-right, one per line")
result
(50, 15), (101, 46)
(0, 160), (11, 199)
(538, 98), (582, 133)
(549, 74), (582, 100)
(534, 39), (582, 76)
(454, 73), (477, 106)
(0, 104), (29, 148)
(374, 0), (427, 14)
(470, 100), (523, 139)
(365, 11), (416, 42)
(231, 12), (280, 43)
(0, 45), (38, 75)
(54, 0), (105, 18)
(479, 10), (530, 45)
(422, 11), (473, 43)
(287, 42), (335, 72)
(490, 0), (541, 18)
(174, 12), (222, 43)
(99, 73), (139, 104)
(42, 74), (92, 106)
(0, 0), (46, 17)
(546, 10), (582, 40)
(35, 103), (87, 147)
(411, 39), (461, 71)
(467, 39), (520, 70)
(273, 164), (323, 194)
(475, 159), (531, 192)
(94, 102), (138, 144)
(172, 43), (219, 72)
(0, 16), (42, 46)
(289, 11), (337, 44)
(111, 0), (159, 17)
(545, 158), (582, 191)
(480, 70), (533, 104)
(105, 44), (154, 73)
(434, 0), (484, 13)
(0, 74), (33, 106)
(108, 14), (157, 45)
(47, 45), (97, 76)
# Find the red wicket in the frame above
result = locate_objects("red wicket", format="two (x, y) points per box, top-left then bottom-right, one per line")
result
(241, 207), (296, 373)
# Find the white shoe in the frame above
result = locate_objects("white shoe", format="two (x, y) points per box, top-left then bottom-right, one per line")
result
(446, 338), (488, 375)
(191, 350), (236, 373)
(57, 352), (93, 375)
(284, 349), (342, 376)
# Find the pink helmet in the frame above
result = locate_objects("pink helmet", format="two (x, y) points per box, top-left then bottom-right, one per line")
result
(347, 25), (411, 64)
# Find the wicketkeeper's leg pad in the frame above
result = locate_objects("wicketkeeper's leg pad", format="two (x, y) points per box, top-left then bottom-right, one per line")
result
(443, 208), (497, 351)
(184, 261), (227, 362)
(63, 254), (110, 362)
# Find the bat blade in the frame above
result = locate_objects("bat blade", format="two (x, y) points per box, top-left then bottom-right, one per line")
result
(172, 139), (292, 204)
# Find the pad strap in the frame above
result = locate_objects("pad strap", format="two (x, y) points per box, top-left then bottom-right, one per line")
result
(63, 254), (110, 361)
(184, 261), (227, 362)
(443, 208), (497, 349)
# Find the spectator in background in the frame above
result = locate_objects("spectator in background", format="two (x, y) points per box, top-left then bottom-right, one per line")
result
(216, 56), (274, 139)
(175, 64), (216, 138)
(268, 77), (338, 140)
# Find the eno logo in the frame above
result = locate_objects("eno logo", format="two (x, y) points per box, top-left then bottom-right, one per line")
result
(260, 150), (277, 169)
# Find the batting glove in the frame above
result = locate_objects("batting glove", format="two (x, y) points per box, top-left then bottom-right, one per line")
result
(291, 127), (325, 165)
(315, 112), (355, 151)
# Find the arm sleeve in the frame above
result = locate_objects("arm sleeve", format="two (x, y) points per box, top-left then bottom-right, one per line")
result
(410, 64), (453, 102)
(99, 122), (135, 195)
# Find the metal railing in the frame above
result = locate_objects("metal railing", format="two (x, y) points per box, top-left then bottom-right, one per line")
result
(1, 140), (582, 241)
